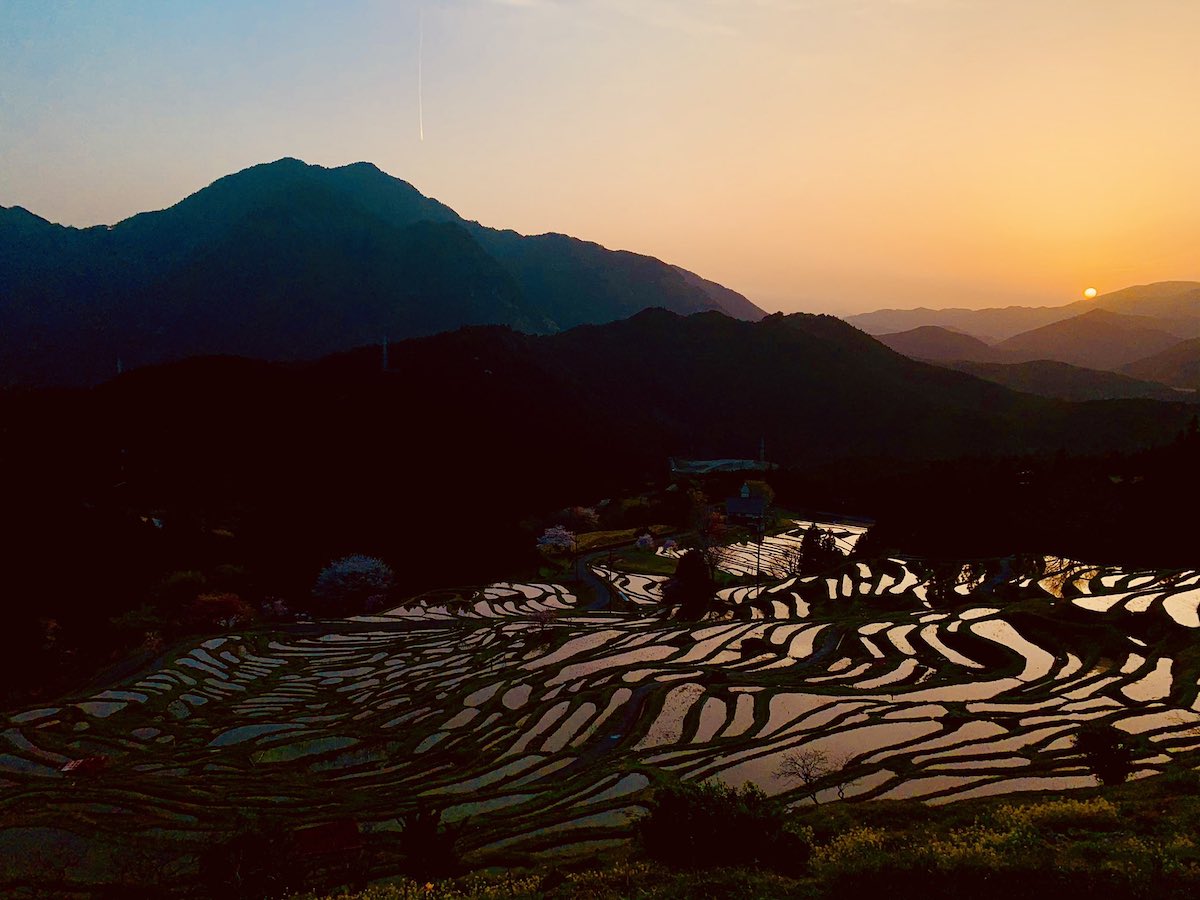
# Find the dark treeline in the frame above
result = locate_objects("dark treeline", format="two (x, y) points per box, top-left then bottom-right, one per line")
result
(0, 352), (644, 705)
(774, 428), (1200, 566)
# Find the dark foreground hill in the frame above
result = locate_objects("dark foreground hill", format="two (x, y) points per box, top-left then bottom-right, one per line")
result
(875, 323), (1196, 400)
(2, 308), (1197, 702)
(0, 158), (763, 386)
(941, 359), (1195, 402)
(1123, 337), (1200, 390)
(876, 325), (1003, 363)
(992, 309), (1183, 371)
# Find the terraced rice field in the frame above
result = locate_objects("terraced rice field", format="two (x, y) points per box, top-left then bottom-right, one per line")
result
(4, 552), (1200, 879)
(656, 519), (868, 578)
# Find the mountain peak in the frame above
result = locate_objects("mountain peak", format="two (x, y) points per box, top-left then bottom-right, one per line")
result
(337, 160), (384, 173)
(995, 307), (1183, 371)
(262, 156), (308, 168)
(0, 204), (54, 229)
(876, 325), (999, 364)
(0, 158), (764, 385)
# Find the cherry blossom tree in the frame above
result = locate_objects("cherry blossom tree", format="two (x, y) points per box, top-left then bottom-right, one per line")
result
(537, 525), (577, 554)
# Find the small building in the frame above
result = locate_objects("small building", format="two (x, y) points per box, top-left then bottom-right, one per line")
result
(725, 495), (767, 522)
(724, 482), (772, 524)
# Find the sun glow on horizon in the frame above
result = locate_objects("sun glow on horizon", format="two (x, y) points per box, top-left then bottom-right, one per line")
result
(1084, 287), (1098, 299)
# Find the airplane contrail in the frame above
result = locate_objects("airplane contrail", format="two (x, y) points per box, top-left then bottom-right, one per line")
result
(418, 9), (424, 142)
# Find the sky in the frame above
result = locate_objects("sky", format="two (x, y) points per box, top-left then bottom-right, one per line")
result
(2, 0), (1199, 316)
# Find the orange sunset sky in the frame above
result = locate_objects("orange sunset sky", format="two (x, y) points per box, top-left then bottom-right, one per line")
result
(2, 0), (1198, 314)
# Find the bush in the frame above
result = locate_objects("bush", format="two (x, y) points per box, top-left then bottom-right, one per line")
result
(994, 797), (1120, 833)
(198, 818), (299, 899)
(920, 824), (1036, 872)
(312, 555), (395, 615)
(637, 780), (808, 873)
(810, 826), (889, 878)
(186, 591), (255, 631)
(398, 802), (463, 879)
(1074, 723), (1135, 786)
(1160, 766), (1200, 793)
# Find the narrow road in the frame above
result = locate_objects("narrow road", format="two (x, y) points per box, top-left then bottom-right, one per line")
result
(576, 535), (678, 611)
(578, 548), (620, 611)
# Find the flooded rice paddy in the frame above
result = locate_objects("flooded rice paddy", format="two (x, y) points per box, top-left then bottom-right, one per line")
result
(5, 539), (1200, 868)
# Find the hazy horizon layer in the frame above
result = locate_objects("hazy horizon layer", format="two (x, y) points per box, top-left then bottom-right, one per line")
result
(3, 1), (1199, 315)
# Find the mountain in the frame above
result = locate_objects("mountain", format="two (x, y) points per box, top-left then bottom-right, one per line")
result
(68, 309), (1200, 468)
(847, 281), (1200, 341)
(871, 315), (1198, 399)
(0, 158), (764, 386)
(848, 305), (1065, 343)
(876, 325), (1002, 363)
(1083, 281), (1200, 323)
(992, 308), (1184, 371)
(941, 359), (1195, 402)
(1123, 337), (1200, 390)
(671, 265), (767, 322)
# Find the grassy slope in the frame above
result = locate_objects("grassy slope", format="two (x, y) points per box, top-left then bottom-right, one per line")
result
(305, 773), (1200, 899)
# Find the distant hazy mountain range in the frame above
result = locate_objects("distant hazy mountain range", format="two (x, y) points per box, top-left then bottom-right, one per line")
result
(863, 282), (1200, 401)
(876, 326), (1003, 364)
(1124, 338), (1200, 392)
(0, 158), (764, 386)
(849, 282), (1200, 342)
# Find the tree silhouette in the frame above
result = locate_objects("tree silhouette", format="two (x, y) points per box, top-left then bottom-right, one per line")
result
(663, 549), (716, 621)
(775, 747), (829, 805)
(1074, 722), (1134, 785)
(799, 525), (841, 574)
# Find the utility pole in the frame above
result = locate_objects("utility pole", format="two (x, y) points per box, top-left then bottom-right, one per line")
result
(755, 508), (764, 598)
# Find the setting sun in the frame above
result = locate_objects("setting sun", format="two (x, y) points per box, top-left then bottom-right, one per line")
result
(1084, 287), (1098, 299)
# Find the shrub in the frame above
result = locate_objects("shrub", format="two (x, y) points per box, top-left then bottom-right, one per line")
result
(309, 873), (543, 900)
(1074, 723), (1135, 786)
(198, 818), (299, 899)
(920, 824), (1025, 872)
(154, 569), (207, 601)
(398, 802), (463, 879)
(810, 826), (888, 878)
(312, 555), (395, 615)
(994, 797), (1119, 833)
(187, 592), (255, 631)
(637, 780), (808, 872)
(1063, 832), (1200, 883)
(1160, 765), (1200, 793)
